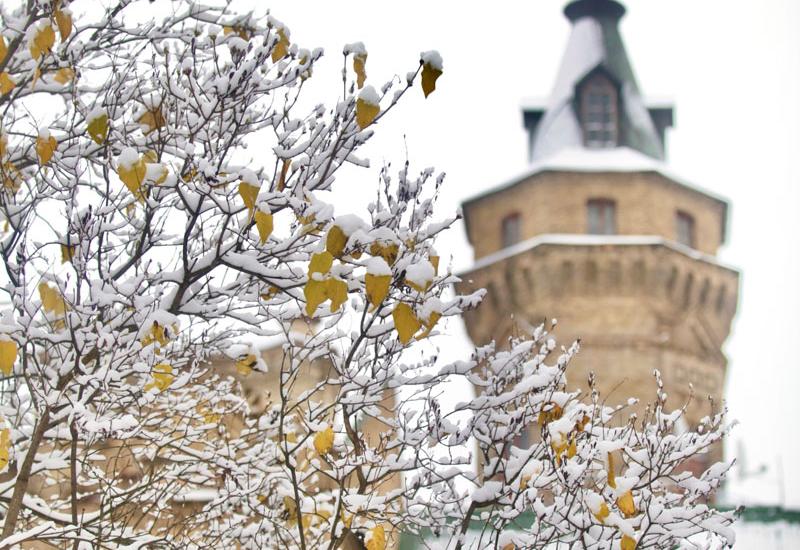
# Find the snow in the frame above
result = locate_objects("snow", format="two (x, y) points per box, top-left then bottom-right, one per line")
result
(343, 41), (366, 55)
(335, 214), (365, 235)
(358, 85), (380, 106)
(406, 260), (435, 288)
(118, 147), (139, 170)
(466, 233), (738, 273)
(37, 127), (50, 138)
(87, 107), (106, 122)
(238, 168), (259, 186)
(365, 257), (391, 276)
(420, 50), (444, 70)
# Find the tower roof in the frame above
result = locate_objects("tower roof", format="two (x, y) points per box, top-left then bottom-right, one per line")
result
(525, 0), (670, 161)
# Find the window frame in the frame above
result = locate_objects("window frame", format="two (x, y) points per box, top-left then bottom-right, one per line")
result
(675, 210), (696, 248)
(501, 212), (522, 248)
(579, 71), (620, 148)
(586, 198), (617, 235)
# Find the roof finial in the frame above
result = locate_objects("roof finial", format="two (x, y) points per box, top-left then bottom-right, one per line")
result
(564, 0), (626, 22)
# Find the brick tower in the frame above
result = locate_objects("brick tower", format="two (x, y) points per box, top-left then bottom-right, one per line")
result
(456, 0), (739, 456)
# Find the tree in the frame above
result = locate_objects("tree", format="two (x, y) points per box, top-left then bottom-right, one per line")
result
(0, 1), (738, 549)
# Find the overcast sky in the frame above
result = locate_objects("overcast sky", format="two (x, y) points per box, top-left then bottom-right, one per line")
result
(239, 0), (800, 507)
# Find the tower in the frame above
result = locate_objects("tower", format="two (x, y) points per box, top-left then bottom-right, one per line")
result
(456, 0), (739, 458)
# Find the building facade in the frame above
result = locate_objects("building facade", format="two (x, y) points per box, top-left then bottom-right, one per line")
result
(455, 0), (739, 457)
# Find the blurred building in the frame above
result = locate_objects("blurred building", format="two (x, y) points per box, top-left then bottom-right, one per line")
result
(456, 0), (739, 459)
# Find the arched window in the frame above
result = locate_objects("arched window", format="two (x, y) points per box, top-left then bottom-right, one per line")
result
(501, 213), (521, 248)
(587, 198), (616, 235)
(580, 72), (619, 148)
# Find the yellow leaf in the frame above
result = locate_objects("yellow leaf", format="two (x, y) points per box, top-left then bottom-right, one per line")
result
(138, 108), (166, 134)
(53, 67), (74, 84)
(430, 255), (440, 274)
(238, 182), (260, 217)
(0, 134), (6, 158)
(353, 53), (367, 89)
(0, 73), (15, 96)
(38, 282), (67, 315)
(326, 225), (347, 258)
(304, 279), (327, 316)
(365, 274), (391, 311)
(0, 339), (17, 376)
(236, 354), (257, 376)
(366, 524), (386, 550)
(60, 244), (75, 264)
(421, 62), (442, 98)
(326, 278), (348, 312)
(593, 502), (610, 524)
(54, 9), (72, 41)
(284, 496), (298, 521)
(254, 210), (273, 244)
(369, 243), (398, 265)
(607, 452), (616, 489)
(621, 535), (637, 550)
(224, 26), (250, 40)
(308, 251), (334, 276)
(340, 510), (353, 528)
(144, 363), (173, 392)
(0, 428), (9, 471)
(141, 321), (171, 348)
(417, 311), (441, 339)
(30, 24), (55, 59)
(260, 285), (280, 300)
(118, 157), (148, 199)
(36, 135), (57, 165)
(87, 113), (108, 145)
(502, 545), (516, 550)
(277, 159), (291, 191)
(271, 28), (289, 62)
(356, 98), (380, 129)
(616, 490), (636, 518)
(313, 426), (334, 455)
(1, 162), (21, 193)
(392, 303), (421, 344)
(0, 36), (6, 63)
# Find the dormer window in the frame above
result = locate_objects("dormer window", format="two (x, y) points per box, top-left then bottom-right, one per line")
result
(501, 213), (521, 248)
(580, 72), (619, 148)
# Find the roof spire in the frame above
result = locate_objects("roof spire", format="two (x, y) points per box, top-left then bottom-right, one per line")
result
(522, 0), (673, 162)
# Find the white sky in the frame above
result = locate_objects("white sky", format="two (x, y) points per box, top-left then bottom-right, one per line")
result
(236, 0), (800, 507)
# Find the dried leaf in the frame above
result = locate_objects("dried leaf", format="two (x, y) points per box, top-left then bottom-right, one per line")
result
(238, 182), (260, 217)
(417, 311), (441, 339)
(617, 490), (636, 518)
(60, 244), (75, 264)
(0, 36), (6, 63)
(36, 135), (57, 165)
(236, 354), (257, 376)
(621, 535), (637, 550)
(421, 62), (442, 98)
(254, 210), (273, 244)
(607, 452), (616, 489)
(87, 113), (108, 145)
(53, 67), (74, 84)
(304, 279), (327, 316)
(593, 501), (610, 523)
(313, 426), (334, 455)
(277, 159), (290, 191)
(366, 524), (386, 550)
(271, 28), (289, 62)
(0, 73), (15, 96)
(356, 97), (380, 129)
(369, 243), (398, 265)
(326, 278), (348, 312)
(29, 24), (55, 59)
(141, 321), (171, 348)
(308, 251), (334, 276)
(54, 9), (72, 41)
(392, 303), (421, 344)
(365, 274), (391, 311)
(0, 428), (9, 471)
(353, 53), (367, 89)
(39, 282), (67, 315)
(326, 225), (347, 258)
(138, 108), (165, 134)
(144, 363), (173, 392)
(1, 162), (21, 192)
(0, 339), (17, 376)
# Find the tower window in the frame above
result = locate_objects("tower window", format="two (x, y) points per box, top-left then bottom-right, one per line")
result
(501, 213), (521, 248)
(587, 199), (616, 235)
(580, 72), (619, 148)
(676, 211), (695, 248)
